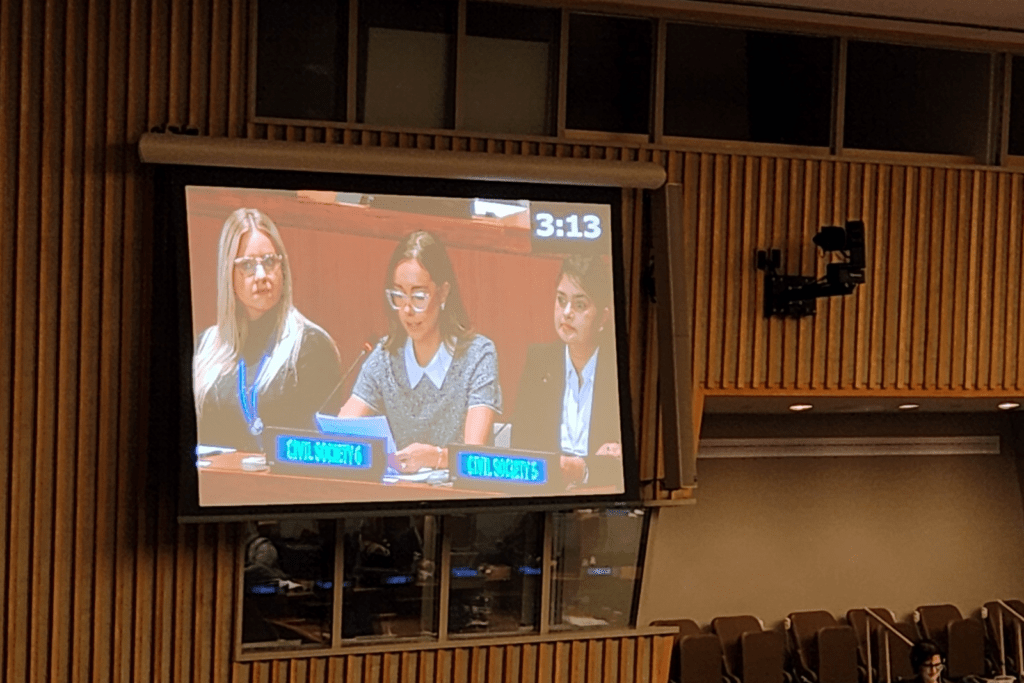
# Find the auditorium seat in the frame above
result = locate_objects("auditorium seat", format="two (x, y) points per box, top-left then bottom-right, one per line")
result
(845, 608), (915, 683)
(915, 604), (987, 681)
(983, 600), (1024, 675)
(712, 615), (788, 683)
(787, 610), (858, 683)
(651, 618), (733, 683)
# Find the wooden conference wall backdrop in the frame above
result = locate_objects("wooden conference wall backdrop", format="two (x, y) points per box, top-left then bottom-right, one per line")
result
(3, 0), (1024, 682)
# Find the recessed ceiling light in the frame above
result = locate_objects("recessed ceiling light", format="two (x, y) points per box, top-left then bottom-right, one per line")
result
(998, 402), (1021, 411)
(898, 403), (920, 410)
(789, 404), (813, 412)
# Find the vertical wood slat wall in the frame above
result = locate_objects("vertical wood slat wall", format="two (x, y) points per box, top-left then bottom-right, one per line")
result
(676, 155), (1024, 393)
(2, 0), (1023, 679)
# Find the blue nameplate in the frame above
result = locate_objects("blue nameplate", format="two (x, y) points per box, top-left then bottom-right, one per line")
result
(275, 434), (373, 469)
(265, 427), (386, 482)
(456, 451), (548, 485)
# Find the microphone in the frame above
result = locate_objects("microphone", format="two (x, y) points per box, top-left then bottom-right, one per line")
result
(319, 339), (375, 413)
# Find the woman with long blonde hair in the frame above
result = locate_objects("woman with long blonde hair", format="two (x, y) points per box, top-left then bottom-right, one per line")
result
(193, 208), (342, 452)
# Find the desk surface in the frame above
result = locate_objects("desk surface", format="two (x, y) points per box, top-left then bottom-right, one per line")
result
(197, 451), (502, 506)
(197, 452), (620, 507)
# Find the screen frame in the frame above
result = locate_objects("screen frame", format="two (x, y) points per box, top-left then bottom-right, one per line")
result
(153, 163), (641, 522)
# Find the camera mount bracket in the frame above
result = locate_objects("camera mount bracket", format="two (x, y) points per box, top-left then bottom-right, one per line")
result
(756, 220), (867, 319)
(756, 249), (818, 318)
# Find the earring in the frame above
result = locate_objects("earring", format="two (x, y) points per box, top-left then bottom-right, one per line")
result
(441, 301), (446, 311)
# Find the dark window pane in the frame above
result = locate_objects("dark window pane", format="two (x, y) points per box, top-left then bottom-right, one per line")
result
(360, 0), (455, 33)
(357, 0), (457, 128)
(845, 42), (992, 156)
(1008, 55), (1024, 156)
(255, 0), (348, 121)
(566, 14), (653, 134)
(447, 512), (544, 635)
(550, 508), (646, 630)
(241, 519), (336, 651)
(341, 515), (440, 640)
(467, 2), (558, 43)
(461, 3), (559, 135)
(664, 24), (832, 146)
(664, 24), (749, 140)
(746, 32), (833, 146)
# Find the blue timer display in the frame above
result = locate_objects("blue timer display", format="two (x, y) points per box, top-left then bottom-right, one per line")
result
(533, 212), (602, 240)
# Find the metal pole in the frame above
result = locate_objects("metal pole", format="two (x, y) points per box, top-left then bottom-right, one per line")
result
(1016, 621), (1023, 680)
(864, 608), (915, 646)
(883, 630), (892, 683)
(998, 608), (1006, 676)
(867, 617), (874, 683)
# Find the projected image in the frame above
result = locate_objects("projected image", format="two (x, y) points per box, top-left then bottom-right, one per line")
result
(186, 186), (624, 506)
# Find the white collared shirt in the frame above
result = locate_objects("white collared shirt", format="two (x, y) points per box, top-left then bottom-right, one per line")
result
(404, 336), (453, 390)
(560, 346), (598, 457)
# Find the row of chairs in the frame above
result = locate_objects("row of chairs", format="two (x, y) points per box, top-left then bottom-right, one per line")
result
(653, 601), (1024, 683)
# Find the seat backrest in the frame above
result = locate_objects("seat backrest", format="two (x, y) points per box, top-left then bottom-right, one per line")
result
(878, 622), (917, 683)
(984, 601), (1003, 649)
(713, 615), (764, 677)
(846, 608), (896, 668)
(984, 600), (1024, 662)
(789, 610), (840, 675)
(916, 604), (963, 654)
(946, 617), (986, 679)
(681, 633), (727, 683)
(651, 619), (706, 683)
(652, 618), (704, 642)
(817, 626), (860, 683)
(1003, 600), (1024, 675)
(741, 629), (786, 683)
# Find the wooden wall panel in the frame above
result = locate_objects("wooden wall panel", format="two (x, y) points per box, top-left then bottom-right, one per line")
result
(4, 0), (1024, 679)
(675, 155), (1024, 392)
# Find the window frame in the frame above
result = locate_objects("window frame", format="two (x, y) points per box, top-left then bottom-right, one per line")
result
(234, 508), (652, 660)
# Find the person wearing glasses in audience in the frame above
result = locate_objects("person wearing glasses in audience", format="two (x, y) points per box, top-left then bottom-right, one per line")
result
(512, 255), (622, 488)
(337, 230), (501, 475)
(193, 208), (343, 453)
(910, 640), (952, 683)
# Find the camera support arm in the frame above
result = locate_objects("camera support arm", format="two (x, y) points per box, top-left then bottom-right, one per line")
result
(755, 221), (867, 319)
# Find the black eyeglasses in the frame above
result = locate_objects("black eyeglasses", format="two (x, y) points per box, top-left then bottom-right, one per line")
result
(233, 253), (283, 276)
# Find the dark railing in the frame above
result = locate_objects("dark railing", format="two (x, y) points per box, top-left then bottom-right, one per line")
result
(863, 607), (915, 683)
(988, 600), (1024, 677)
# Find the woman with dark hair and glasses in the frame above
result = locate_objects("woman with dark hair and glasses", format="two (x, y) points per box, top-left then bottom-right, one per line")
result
(512, 254), (622, 487)
(910, 640), (950, 683)
(193, 208), (343, 452)
(337, 230), (502, 475)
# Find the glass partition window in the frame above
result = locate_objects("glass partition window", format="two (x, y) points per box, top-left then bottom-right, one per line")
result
(549, 508), (646, 630)
(241, 519), (336, 651)
(342, 515), (441, 640)
(238, 508), (646, 655)
(447, 512), (544, 636)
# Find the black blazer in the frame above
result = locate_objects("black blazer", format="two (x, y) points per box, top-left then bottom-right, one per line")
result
(511, 342), (621, 456)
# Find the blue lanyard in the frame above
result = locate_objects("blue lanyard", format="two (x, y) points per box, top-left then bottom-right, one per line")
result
(238, 355), (270, 437)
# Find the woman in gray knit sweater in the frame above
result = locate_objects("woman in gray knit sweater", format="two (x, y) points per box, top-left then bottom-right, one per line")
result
(337, 230), (502, 475)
